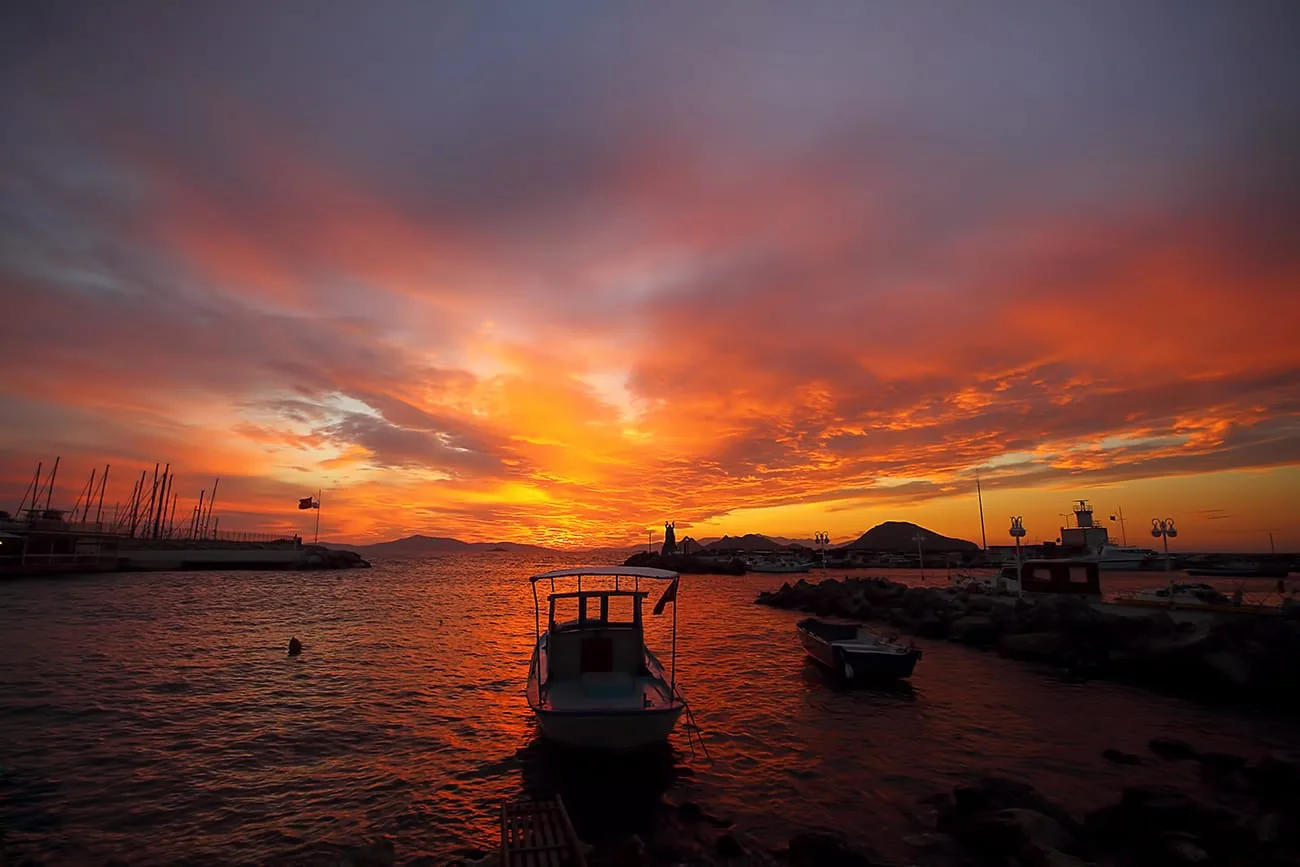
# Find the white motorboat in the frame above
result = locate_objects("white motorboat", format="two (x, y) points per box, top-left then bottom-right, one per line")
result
(526, 567), (686, 750)
(951, 564), (1021, 595)
(748, 558), (818, 573)
(1089, 543), (1156, 571)
(1126, 582), (1233, 607)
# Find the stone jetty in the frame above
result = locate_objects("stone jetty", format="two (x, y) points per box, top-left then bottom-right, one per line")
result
(755, 576), (1300, 702)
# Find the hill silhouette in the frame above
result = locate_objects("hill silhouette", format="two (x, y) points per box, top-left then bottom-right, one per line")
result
(842, 521), (978, 553)
(704, 534), (789, 552)
(355, 534), (556, 556)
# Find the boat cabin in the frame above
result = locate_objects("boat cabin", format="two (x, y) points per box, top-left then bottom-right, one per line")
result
(545, 589), (651, 683)
(1018, 559), (1102, 598)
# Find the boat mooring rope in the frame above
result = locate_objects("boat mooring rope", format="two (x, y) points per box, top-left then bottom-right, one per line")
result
(679, 694), (713, 763)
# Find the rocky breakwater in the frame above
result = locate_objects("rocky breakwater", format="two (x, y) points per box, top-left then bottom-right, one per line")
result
(300, 545), (371, 570)
(756, 576), (1300, 702)
(922, 740), (1300, 867)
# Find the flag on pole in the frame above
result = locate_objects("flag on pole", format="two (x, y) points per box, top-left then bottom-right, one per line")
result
(652, 576), (679, 615)
(298, 496), (319, 510)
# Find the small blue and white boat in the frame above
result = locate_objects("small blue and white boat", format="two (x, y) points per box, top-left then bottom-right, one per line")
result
(797, 617), (922, 681)
(526, 567), (686, 750)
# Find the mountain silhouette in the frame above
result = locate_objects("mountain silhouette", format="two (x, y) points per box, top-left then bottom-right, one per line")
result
(841, 521), (978, 553)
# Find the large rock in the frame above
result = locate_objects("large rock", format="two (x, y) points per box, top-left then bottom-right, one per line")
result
(1196, 752), (1248, 792)
(1019, 846), (1096, 867)
(998, 632), (1072, 662)
(1152, 832), (1212, 866)
(1102, 749), (1143, 766)
(950, 615), (1001, 646)
(961, 808), (1075, 858)
(589, 835), (650, 867)
(1116, 785), (1204, 831)
(1246, 751), (1300, 807)
(786, 831), (872, 867)
(948, 777), (1076, 830)
(1086, 785), (1248, 861)
(1148, 738), (1198, 761)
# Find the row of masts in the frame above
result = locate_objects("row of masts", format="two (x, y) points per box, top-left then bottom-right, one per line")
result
(10, 457), (223, 540)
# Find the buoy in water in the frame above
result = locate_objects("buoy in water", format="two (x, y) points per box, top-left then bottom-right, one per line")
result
(288, 637), (302, 656)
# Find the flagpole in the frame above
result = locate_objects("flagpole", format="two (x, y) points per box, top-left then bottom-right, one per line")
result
(314, 489), (321, 544)
(671, 581), (678, 691)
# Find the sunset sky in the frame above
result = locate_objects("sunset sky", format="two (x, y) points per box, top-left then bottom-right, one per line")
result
(2, 2), (1298, 552)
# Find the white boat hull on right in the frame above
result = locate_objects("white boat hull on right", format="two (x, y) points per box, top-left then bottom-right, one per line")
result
(534, 706), (684, 750)
(1093, 558), (1148, 571)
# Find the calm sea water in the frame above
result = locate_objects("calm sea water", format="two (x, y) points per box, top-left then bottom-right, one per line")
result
(1, 556), (1296, 865)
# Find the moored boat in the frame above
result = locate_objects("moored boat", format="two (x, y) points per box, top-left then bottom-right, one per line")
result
(749, 559), (818, 573)
(526, 567), (686, 750)
(796, 617), (921, 681)
(951, 564), (1021, 595)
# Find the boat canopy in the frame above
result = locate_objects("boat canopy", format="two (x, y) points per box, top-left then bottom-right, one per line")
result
(547, 589), (650, 600)
(528, 566), (678, 583)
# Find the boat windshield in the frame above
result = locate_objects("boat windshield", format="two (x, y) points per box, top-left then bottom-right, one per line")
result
(550, 590), (646, 631)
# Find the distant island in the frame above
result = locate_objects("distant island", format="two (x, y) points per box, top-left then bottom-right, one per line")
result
(325, 522), (979, 560)
(337, 535), (561, 556)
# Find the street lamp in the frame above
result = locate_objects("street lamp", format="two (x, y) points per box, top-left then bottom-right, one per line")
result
(912, 531), (926, 578)
(814, 531), (829, 569)
(1151, 518), (1178, 572)
(1009, 516), (1026, 566)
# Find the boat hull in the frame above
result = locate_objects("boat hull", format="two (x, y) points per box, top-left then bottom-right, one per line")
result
(797, 620), (921, 681)
(1094, 558), (1149, 571)
(533, 706), (685, 750)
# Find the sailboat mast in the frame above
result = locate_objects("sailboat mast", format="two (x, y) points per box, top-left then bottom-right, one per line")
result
(976, 469), (987, 551)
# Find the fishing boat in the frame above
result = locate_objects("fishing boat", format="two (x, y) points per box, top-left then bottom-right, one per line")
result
(796, 617), (922, 681)
(526, 566), (686, 750)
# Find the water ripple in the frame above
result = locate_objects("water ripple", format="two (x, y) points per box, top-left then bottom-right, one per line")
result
(1, 559), (1296, 864)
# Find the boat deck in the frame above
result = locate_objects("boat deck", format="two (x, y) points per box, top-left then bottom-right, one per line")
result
(541, 674), (678, 711)
(501, 795), (586, 867)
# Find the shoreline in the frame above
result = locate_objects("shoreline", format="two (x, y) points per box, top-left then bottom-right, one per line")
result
(755, 575), (1300, 705)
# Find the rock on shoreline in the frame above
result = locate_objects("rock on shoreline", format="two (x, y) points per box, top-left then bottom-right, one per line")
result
(433, 739), (1299, 867)
(755, 576), (1300, 702)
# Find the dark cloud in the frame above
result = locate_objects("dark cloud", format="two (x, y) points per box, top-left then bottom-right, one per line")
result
(318, 413), (508, 475)
(2, 2), (1299, 541)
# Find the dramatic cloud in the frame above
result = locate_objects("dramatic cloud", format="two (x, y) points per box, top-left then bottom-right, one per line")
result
(2, 1), (1299, 549)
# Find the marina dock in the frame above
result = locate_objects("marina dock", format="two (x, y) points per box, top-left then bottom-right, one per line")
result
(1, 457), (369, 577)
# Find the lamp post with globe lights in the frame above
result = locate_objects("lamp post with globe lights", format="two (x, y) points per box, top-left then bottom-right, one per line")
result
(1009, 516), (1026, 567)
(814, 531), (829, 570)
(1151, 518), (1178, 572)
